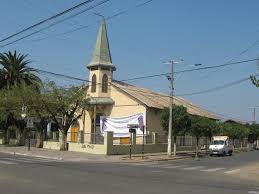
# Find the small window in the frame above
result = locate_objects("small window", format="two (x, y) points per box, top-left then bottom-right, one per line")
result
(91, 74), (96, 93)
(102, 74), (108, 93)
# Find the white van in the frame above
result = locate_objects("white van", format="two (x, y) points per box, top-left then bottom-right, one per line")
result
(209, 136), (233, 156)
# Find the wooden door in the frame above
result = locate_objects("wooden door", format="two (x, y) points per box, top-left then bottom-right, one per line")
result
(71, 127), (79, 142)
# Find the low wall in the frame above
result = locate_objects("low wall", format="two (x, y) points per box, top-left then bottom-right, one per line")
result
(43, 141), (60, 150)
(110, 144), (167, 155)
(9, 139), (18, 146)
(68, 143), (106, 154)
(0, 138), (4, 145)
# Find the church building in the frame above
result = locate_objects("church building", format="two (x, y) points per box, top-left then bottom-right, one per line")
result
(70, 18), (217, 144)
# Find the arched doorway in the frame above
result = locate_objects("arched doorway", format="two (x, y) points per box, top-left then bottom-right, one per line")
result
(70, 122), (80, 143)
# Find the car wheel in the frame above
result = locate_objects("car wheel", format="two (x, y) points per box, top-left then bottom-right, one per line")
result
(228, 151), (233, 156)
(209, 154), (213, 157)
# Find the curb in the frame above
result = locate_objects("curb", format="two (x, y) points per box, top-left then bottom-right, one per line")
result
(120, 155), (196, 163)
(0, 150), (62, 161)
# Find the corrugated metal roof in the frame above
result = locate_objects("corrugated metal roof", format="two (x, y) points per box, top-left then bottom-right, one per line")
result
(112, 80), (218, 120)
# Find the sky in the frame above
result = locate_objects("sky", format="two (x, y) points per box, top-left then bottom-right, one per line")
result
(0, 0), (259, 122)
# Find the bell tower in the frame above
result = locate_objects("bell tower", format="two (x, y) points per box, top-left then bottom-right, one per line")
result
(87, 17), (116, 98)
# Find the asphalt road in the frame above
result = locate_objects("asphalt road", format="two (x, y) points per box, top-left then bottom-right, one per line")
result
(0, 150), (258, 194)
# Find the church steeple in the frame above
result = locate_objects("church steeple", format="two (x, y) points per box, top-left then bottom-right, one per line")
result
(87, 17), (115, 98)
(87, 17), (115, 71)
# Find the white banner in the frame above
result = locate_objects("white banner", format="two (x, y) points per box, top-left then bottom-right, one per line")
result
(100, 113), (146, 137)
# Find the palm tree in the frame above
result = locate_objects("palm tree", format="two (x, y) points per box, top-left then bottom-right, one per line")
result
(0, 51), (41, 90)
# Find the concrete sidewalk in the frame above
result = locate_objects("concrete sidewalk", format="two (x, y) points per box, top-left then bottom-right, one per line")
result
(0, 145), (250, 163)
(0, 145), (200, 163)
(0, 145), (121, 162)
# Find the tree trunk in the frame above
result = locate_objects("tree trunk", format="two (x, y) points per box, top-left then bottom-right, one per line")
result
(173, 135), (177, 156)
(60, 131), (68, 151)
(195, 137), (199, 160)
(16, 129), (22, 146)
(36, 130), (43, 148)
(5, 130), (9, 144)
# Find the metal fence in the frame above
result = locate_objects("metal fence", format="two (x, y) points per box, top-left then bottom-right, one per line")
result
(67, 132), (104, 145)
(43, 131), (249, 148)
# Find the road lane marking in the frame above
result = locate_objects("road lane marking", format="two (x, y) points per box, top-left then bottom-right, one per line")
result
(224, 169), (241, 174)
(182, 166), (205, 170)
(248, 191), (259, 194)
(0, 160), (17, 165)
(201, 168), (225, 172)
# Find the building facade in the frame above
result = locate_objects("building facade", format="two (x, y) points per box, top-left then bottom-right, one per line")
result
(68, 17), (217, 144)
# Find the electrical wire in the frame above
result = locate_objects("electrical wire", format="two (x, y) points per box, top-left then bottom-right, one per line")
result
(1, 0), (154, 46)
(0, 0), (111, 49)
(0, 0), (97, 43)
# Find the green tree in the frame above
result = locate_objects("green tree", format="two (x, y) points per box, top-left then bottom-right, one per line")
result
(190, 116), (212, 159)
(250, 75), (259, 87)
(40, 83), (90, 150)
(0, 88), (27, 145)
(18, 86), (50, 148)
(220, 123), (250, 148)
(0, 51), (41, 90)
(160, 105), (191, 156)
(246, 123), (259, 147)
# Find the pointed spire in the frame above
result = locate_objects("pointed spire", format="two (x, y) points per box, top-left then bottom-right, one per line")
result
(87, 17), (115, 70)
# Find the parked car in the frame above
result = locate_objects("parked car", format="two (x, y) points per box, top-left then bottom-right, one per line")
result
(209, 136), (233, 156)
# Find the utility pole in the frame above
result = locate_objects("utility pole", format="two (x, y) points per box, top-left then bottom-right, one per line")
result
(248, 106), (259, 124)
(164, 59), (183, 157)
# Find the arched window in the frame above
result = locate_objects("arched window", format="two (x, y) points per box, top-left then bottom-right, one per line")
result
(102, 74), (108, 93)
(91, 74), (96, 93)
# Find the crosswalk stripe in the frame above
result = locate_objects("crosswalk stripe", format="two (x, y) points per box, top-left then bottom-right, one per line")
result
(17, 157), (57, 162)
(146, 164), (172, 168)
(0, 160), (17, 165)
(224, 169), (241, 174)
(183, 166), (205, 170)
(2, 157), (58, 163)
(248, 191), (259, 194)
(162, 165), (187, 169)
(128, 162), (158, 166)
(2, 158), (35, 163)
(201, 168), (225, 172)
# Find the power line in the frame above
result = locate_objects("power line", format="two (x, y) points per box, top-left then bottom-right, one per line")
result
(22, 0), (84, 29)
(2, 0), (154, 46)
(0, 0), (97, 43)
(0, 0), (111, 49)
(175, 58), (259, 74)
(175, 74), (259, 97)
(30, 57), (259, 88)
(185, 40), (259, 82)
(119, 58), (259, 82)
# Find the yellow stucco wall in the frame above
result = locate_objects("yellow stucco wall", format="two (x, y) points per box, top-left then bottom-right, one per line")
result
(43, 141), (60, 150)
(88, 67), (113, 98)
(68, 142), (107, 154)
(77, 82), (165, 137)
(108, 85), (146, 117)
(146, 108), (164, 133)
